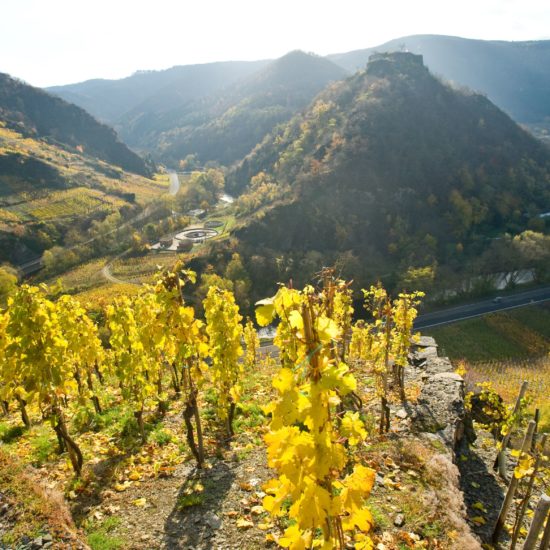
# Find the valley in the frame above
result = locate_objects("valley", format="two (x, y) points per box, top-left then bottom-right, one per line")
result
(1, 27), (550, 550)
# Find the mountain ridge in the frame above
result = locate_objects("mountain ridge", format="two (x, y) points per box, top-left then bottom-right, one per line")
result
(0, 73), (151, 176)
(225, 51), (550, 298)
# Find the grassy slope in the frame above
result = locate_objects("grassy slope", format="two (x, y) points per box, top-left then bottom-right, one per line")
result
(424, 304), (550, 361)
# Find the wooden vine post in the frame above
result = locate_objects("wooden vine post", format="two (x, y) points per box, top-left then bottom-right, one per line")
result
(523, 494), (550, 550)
(495, 380), (528, 478)
(492, 419), (536, 544)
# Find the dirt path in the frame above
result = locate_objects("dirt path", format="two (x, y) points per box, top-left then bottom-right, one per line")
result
(87, 443), (273, 549)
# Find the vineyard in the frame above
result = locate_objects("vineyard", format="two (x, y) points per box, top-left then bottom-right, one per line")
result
(0, 123), (166, 234)
(5, 187), (128, 222)
(426, 305), (550, 432)
(425, 305), (550, 361)
(0, 267), (549, 549)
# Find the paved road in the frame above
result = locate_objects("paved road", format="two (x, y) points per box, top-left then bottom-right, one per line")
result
(414, 285), (550, 329)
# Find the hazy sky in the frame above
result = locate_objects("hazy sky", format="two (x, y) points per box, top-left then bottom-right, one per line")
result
(1, 0), (549, 87)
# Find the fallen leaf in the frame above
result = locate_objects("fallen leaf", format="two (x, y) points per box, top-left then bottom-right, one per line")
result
(471, 516), (486, 525)
(132, 498), (147, 507)
(472, 502), (487, 513)
(236, 518), (254, 529)
(251, 505), (264, 515)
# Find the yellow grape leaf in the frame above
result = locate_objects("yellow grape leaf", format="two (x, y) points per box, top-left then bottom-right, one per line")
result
(279, 524), (307, 549)
(273, 368), (294, 393)
(114, 482), (130, 492)
(236, 517), (254, 529)
(257, 522), (273, 530)
(288, 310), (304, 331)
(514, 455), (535, 479)
(132, 498), (147, 507)
(315, 315), (340, 343)
(472, 502), (487, 513)
(255, 301), (275, 326)
(471, 516), (486, 525)
(128, 470), (141, 481)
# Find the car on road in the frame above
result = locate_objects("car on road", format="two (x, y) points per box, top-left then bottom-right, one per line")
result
(492, 296), (503, 304)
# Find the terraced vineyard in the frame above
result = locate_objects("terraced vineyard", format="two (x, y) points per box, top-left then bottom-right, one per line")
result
(5, 187), (128, 221)
(0, 122), (166, 233)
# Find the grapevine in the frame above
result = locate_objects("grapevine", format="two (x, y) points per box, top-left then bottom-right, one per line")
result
(256, 280), (375, 550)
(3, 285), (83, 474)
(204, 286), (243, 438)
(243, 317), (260, 371)
(107, 294), (159, 443)
(154, 265), (209, 467)
(56, 294), (105, 414)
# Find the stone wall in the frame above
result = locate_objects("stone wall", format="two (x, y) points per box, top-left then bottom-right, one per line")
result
(409, 336), (469, 453)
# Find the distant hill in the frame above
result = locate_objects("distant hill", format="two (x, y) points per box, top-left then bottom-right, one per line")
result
(328, 35), (550, 124)
(144, 51), (348, 166)
(0, 73), (150, 176)
(44, 36), (550, 171)
(47, 52), (347, 166)
(47, 61), (269, 126)
(227, 52), (550, 298)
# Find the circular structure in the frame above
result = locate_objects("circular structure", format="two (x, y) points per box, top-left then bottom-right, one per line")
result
(205, 220), (224, 228)
(176, 228), (218, 242)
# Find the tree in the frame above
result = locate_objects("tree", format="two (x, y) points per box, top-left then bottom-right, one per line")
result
(513, 231), (550, 283)
(130, 232), (148, 254)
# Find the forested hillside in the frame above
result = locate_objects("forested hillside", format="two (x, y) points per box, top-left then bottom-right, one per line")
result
(0, 73), (151, 176)
(147, 51), (348, 166)
(226, 52), (550, 299)
(48, 52), (347, 166)
(47, 60), (269, 125)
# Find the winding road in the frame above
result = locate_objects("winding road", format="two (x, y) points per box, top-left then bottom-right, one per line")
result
(168, 171), (180, 196)
(100, 171), (181, 284)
